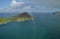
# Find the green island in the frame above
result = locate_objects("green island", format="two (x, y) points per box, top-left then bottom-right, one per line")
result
(0, 12), (34, 24)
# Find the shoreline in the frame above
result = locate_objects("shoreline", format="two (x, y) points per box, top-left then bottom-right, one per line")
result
(0, 18), (33, 24)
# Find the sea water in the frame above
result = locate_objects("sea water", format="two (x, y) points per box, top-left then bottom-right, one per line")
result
(0, 13), (60, 39)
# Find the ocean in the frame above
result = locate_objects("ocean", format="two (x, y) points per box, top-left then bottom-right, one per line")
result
(0, 13), (60, 39)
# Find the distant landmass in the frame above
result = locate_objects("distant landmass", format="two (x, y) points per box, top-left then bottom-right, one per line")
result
(0, 12), (34, 24)
(53, 11), (60, 15)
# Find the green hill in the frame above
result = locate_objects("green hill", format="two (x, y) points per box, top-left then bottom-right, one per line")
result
(0, 12), (34, 24)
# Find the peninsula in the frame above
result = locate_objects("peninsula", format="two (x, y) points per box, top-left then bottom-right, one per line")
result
(0, 12), (34, 24)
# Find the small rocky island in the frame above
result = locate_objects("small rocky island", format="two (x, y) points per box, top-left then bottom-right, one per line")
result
(53, 11), (60, 15)
(0, 12), (34, 24)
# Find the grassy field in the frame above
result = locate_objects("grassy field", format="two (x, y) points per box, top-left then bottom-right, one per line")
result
(0, 17), (32, 24)
(0, 18), (11, 23)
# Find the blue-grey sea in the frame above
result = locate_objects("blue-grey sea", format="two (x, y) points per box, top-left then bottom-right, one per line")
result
(0, 13), (60, 39)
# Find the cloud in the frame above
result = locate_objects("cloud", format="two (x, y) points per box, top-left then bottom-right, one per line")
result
(1, 0), (60, 13)
(0, 0), (32, 13)
(29, 0), (60, 8)
(10, 0), (24, 9)
(24, 0), (60, 12)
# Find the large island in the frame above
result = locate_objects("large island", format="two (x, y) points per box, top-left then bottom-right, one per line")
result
(0, 12), (34, 24)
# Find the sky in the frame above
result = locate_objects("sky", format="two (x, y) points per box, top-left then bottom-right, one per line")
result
(0, 0), (60, 13)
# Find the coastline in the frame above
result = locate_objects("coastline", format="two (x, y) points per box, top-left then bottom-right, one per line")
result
(0, 18), (34, 24)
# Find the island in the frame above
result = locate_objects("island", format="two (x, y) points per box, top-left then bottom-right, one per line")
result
(53, 11), (60, 15)
(0, 12), (34, 24)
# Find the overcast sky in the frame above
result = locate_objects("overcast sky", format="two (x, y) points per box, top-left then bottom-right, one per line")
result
(0, 0), (60, 13)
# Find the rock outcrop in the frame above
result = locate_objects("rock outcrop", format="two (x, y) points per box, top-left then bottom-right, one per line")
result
(53, 11), (60, 15)
(13, 12), (33, 18)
